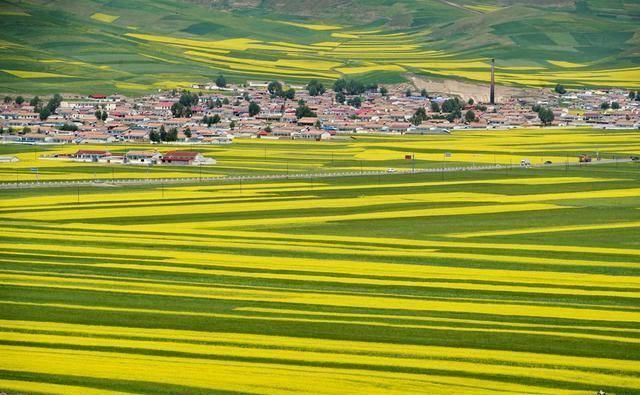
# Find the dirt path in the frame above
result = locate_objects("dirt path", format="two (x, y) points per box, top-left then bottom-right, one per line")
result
(407, 74), (540, 102)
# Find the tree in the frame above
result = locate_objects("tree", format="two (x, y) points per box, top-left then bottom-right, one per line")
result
(430, 101), (440, 113)
(538, 107), (554, 126)
(248, 101), (260, 116)
(629, 91), (636, 100)
(477, 105), (487, 112)
(267, 81), (283, 97)
(464, 110), (476, 123)
(223, 97), (230, 105)
(405, 89), (412, 97)
(446, 112), (458, 123)
(295, 104), (317, 119)
(333, 78), (365, 95)
(229, 120), (236, 130)
(101, 110), (108, 121)
(167, 127), (178, 142)
(3, 96), (12, 104)
(314, 119), (322, 129)
(39, 107), (51, 121)
(335, 92), (346, 104)
(149, 129), (161, 143)
(202, 114), (221, 126)
(159, 125), (167, 141)
(532, 104), (542, 113)
(184, 128), (192, 138)
(307, 80), (326, 96)
(442, 98), (461, 113)
(420, 89), (428, 98)
(347, 96), (362, 108)
(379, 86), (388, 96)
(468, 98), (474, 106)
(60, 123), (78, 131)
(94, 109), (103, 120)
(44, 94), (62, 114)
(410, 107), (428, 126)
(214, 98), (222, 108)
(611, 101), (620, 110)
(215, 74), (226, 88)
(600, 102), (610, 110)
(333, 78), (347, 93)
(30, 96), (42, 110)
(284, 88), (295, 100)
(554, 84), (567, 94)
(171, 102), (185, 117)
(179, 91), (199, 107)
(15, 96), (24, 105)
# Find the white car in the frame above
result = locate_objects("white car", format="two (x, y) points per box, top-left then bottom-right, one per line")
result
(387, 168), (397, 173)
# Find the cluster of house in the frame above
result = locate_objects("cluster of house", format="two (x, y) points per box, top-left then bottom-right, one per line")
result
(1, 83), (638, 146)
(43, 149), (215, 166)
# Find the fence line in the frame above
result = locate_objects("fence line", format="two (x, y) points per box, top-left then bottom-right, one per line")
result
(0, 158), (633, 190)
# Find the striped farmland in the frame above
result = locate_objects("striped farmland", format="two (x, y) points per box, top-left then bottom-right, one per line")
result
(1, 153), (640, 393)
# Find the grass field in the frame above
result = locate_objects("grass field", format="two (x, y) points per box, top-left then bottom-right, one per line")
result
(0, 0), (638, 94)
(1, 128), (640, 394)
(2, 127), (640, 183)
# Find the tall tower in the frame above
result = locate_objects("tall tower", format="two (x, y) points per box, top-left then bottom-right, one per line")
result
(490, 58), (495, 105)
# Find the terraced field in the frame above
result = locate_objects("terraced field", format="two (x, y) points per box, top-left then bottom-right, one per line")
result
(2, 127), (640, 183)
(1, 128), (640, 394)
(0, 0), (639, 94)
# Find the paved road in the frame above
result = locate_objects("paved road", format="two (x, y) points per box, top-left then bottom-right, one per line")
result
(0, 158), (634, 190)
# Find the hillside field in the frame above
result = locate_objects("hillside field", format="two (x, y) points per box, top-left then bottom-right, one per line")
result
(0, 0), (639, 94)
(1, 128), (640, 394)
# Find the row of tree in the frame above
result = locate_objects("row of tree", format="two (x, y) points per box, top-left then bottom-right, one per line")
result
(267, 81), (295, 99)
(532, 104), (554, 126)
(149, 125), (179, 142)
(600, 101), (620, 110)
(409, 98), (489, 126)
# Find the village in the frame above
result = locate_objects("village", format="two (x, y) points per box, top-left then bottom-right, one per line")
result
(1, 79), (639, 151)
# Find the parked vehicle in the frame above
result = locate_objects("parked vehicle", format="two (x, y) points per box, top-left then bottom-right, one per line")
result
(579, 154), (592, 163)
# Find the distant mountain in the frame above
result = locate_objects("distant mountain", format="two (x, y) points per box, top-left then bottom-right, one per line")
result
(0, 0), (638, 94)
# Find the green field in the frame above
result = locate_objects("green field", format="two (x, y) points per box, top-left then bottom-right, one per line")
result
(0, 0), (639, 94)
(1, 129), (640, 394)
(2, 127), (640, 183)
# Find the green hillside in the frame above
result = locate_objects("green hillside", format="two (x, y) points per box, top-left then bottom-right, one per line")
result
(0, 0), (639, 94)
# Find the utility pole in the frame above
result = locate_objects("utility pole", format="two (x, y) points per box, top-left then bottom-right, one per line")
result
(412, 153), (416, 174)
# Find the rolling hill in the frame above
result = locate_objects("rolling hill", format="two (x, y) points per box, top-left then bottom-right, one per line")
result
(0, 0), (639, 94)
